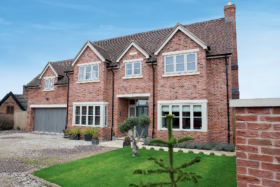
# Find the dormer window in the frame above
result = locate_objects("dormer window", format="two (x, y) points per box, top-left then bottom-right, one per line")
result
(123, 58), (143, 79)
(43, 77), (55, 91)
(77, 62), (100, 83)
(162, 49), (200, 77)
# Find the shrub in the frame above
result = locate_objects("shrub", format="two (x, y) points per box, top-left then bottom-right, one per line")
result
(143, 138), (149, 145)
(210, 152), (215, 156)
(112, 132), (115, 136)
(71, 127), (80, 136)
(193, 143), (203, 149)
(223, 144), (235, 152)
(124, 136), (131, 142)
(0, 116), (14, 130)
(214, 144), (225, 151)
(159, 148), (164, 151)
(184, 143), (193, 149)
(232, 155), (236, 157)
(150, 147), (155, 150)
(202, 143), (212, 150)
(142, 147), (146, 149)
(126, 146), (131, 148)
(92, 134), (99, 139)
(82, 127), (98, 135)
(16, 126), (20, 130)
(178, 149), (183, 153)
(222, 154), (226, 156)
(188, 150), (194, 153)
(199, 151), (204, 154)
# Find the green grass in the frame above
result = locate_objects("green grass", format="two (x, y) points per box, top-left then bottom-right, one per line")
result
(33, 148), (236, 187)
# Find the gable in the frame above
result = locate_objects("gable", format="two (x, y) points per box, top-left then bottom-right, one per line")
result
(39, 63), (58, 79)
(116, 42), (150, 62)
(71, 41), (107, 66)
(0, 92), (26, 111)
(154, 25), (208, 56)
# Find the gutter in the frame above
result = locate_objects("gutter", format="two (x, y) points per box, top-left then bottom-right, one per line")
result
(151, 62), (155, 139)
(225, 55), (231, 144)
(110, 67), (115, 140)
(64, 72), (70, 131)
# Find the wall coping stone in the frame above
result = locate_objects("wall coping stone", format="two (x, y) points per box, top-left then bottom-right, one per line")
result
(230, 98), (280, 107)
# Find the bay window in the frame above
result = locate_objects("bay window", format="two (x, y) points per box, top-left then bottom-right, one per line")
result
(73, 102), (108, 127)
(77, 62), (100, 83)
(158, 100), (207, 131)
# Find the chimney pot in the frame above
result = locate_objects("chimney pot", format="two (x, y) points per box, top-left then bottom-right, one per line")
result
(227, 1), (232, 5)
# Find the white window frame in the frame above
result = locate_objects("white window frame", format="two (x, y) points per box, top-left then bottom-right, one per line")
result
(43, 76), (55, 91)
(123, 58), (143, 79)
(157, 100), (208, 132)
(77, 61), (100, 83)
(72, 102), (108, 127)
(162, 49), (200, 77)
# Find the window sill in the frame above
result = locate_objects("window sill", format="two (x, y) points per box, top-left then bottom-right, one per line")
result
(123, 75), (143, 79)
(159, 128), (207, 132)
(76, 79), (100, 84)
(73, 124), (104, 127)
(162, 72), (199, 77)
(43, 89), (54, 92)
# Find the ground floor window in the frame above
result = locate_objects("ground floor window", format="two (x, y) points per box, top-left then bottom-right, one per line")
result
(73, 102), (108, 127)
(158, 100), (207, 132)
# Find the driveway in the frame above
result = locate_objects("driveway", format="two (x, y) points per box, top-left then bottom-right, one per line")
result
(0, 130), (116, 187)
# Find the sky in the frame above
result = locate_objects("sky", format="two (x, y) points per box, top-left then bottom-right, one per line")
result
(0, 0), (279, 99)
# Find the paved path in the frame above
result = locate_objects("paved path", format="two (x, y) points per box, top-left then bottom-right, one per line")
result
(0, 130), (116, 187)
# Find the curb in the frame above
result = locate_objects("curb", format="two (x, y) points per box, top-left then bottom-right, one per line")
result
(29, 174), (61, 187)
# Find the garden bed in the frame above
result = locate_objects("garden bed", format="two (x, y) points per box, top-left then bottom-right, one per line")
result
(33, 148), (237, 187)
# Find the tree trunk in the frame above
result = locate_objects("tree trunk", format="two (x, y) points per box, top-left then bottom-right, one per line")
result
(132, 140), (138, 157)
(169, 144), (174, 187)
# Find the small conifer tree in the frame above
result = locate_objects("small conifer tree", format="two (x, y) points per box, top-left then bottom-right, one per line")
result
(129, 114), (202, 187)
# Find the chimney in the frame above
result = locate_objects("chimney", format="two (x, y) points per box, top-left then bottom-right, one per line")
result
(224, 1), (240, 99)
(23, 85), (28, 96)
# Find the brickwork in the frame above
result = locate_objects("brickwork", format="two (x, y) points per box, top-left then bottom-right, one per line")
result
(235, 107), (280, 187)
(0, 96), (22, 120)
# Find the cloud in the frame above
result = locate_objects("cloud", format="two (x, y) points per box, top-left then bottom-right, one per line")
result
(0, 18), (11, 25)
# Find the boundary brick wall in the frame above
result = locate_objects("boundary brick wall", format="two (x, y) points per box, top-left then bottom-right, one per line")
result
(231, 98), (280, 187)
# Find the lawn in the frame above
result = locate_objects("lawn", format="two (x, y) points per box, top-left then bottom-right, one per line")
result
(33, 148), (236, 187)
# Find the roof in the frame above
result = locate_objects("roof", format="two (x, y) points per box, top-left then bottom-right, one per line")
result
(0, 92), (27, 111)
(26, 18), (233, 87)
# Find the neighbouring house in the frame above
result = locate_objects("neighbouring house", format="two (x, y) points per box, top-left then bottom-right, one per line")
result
(25, 2), (239, 144)
(0, 86), (28, 120)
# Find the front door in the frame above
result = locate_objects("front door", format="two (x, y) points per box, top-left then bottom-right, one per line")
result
(136, 106), (148, 137)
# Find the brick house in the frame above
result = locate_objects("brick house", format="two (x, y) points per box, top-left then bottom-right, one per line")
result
(0, 86), (28, 120)
(25, 2), (239, 144)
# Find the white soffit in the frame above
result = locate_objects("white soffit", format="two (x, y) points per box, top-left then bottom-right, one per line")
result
(230, 98), (280, 107)
(39, 63), (58, 79)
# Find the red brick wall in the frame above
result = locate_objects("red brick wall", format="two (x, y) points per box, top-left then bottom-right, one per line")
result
(0, 96), (22, 120)
(235, 107), (280, 187)
(26, 66), (68, 132)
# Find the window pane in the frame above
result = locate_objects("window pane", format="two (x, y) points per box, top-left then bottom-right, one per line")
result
(182, 105), (190, 116)
(129, 100), (135, 105)
(182, 118), (191, 129)
(95, 106), (100, 115)
(176, 55), (184, 63)
(105, 106), (107, 115)
(176, 63), (184, 72)
(194, 105), (202, 117)
(126, 69), (132, 75)
(95, 116), (100, 125)
(126, 64), (132, 69)
(82, 106), (87, 115)
(166, 65), (174, 72)
(79, 67), (85, 80)
(130, 108), (135, 117)
(172, 118), (180, 129)
(134, 68), (140, 74)
(45, 79), (49, 89)
(187, 54), (195, 62)
(162, 117), (167, 128)
(82, 116), (86, 125)
(92, 72), (98, 79)
(50, 79), (54, 88)
(75, 106), (80, 115)
(166, 57), (173, 65)
(88, 106), (93, 115)
(162, 106), (169, 116)
(137, 100), (148, 106)
(172, 105), (179, 116)
(88, 116), (93, 125)
(93, 65), (98, 72)
(75, 116), (80, 124)
(86, 66), (91, 73)
(187, 62), (196, 71)
(134, 63), (140, 68)
(194, 118), (202, 129)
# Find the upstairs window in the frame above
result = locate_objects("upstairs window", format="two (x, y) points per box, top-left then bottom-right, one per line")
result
(44, 77), (54, 91)
(6, 106), (14, 114)
(77, 62), (100, 83)
(123, 58), (143, 79)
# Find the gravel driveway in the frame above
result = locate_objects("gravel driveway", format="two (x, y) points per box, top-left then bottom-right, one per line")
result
(0, 130), (116, 187)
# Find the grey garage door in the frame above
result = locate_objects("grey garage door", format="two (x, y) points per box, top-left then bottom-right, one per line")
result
(33, 108), (66, 133)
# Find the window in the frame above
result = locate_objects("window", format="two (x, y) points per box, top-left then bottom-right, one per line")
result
(158, 100), (207, 131)
(73, 102), (108, 127)
(6, 106), (14, 114)
(77, 62), (100, 83)
(163, 49), (199, 77)
(44, 77), (54, 91)
(123, 58), (143, 79)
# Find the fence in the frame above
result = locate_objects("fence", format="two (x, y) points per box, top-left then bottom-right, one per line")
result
(14, 111), (27, 130)
(230, 98), (280, 187)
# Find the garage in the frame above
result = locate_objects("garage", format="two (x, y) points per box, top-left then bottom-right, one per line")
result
(33, 107), (66, 133)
